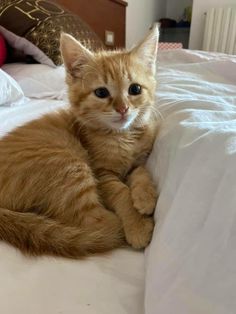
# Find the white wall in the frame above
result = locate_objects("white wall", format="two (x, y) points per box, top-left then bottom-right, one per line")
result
(189, 0), (236, 50)
(166, 0), (193, 21)
(126, 0), (166, 48)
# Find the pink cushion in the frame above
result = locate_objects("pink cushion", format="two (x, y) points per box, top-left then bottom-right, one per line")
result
(0, 33), (7, 66)
(159, 42), (183, 50)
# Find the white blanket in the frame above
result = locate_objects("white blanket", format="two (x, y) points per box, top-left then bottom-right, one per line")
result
(1, 50), (236, 314)
(146, 50), (236, 314)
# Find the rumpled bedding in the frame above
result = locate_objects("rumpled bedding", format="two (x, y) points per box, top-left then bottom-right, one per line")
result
(146, 50), (236, 314)
(1, 49), (236, 314)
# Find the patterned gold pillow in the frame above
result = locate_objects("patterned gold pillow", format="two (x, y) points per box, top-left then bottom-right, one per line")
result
(0, 0), (104, 66)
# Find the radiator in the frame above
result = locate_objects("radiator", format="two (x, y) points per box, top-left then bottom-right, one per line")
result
(202, 7), (236, 54)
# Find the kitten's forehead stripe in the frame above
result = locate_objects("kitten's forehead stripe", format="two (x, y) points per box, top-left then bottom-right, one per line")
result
(108, 63), (116, 81)
(108, 59), (117, 82)
(99, 54), (132, 87)
(127, 68), (132, 82)
(101, 59), (108, 84)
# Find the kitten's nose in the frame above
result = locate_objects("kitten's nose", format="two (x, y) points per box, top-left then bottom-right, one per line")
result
(115, 106), (129, 115)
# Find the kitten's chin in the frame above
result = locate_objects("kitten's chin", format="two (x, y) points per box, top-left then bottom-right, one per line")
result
(102, 112), (138, 131)
(109, 108), (152, 130)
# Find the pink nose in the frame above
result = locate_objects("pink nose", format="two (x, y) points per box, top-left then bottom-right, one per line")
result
(115, 106), (129, 114)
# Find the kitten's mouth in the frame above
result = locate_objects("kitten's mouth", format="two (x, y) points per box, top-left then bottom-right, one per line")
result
(113, 115), (128, 123)
(103, 111), (138, 130)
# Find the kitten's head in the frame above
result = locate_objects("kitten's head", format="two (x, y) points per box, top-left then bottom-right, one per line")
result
(60, 27), (159, 132)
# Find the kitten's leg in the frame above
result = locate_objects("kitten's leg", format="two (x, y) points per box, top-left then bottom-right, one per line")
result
(98, 173), (154, 249)
(127, 166), (157, 215)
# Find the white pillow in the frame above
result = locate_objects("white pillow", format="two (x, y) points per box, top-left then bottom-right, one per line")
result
(2, 63), (67, 100)
(0, 69), (26, 106)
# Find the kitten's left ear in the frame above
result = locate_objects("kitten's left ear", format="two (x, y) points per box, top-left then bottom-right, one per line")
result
(130, 25), (159, 74)
(60, 33), (93, 77)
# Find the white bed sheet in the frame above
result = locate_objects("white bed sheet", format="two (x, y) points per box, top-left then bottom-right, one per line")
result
(2, 49), (236, 314)
(0, 98), (144, 314)
(146, 50), (236, 314)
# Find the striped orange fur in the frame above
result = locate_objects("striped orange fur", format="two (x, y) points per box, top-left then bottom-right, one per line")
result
(0, 27), (159, 258)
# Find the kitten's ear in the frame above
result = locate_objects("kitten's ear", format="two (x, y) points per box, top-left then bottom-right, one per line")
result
(60, 33), (93, 77)
(130, 26), (159, 74)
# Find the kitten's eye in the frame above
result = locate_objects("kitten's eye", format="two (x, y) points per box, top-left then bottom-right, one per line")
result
(128, 83), (142, 96)
(94, 87), (110, 98)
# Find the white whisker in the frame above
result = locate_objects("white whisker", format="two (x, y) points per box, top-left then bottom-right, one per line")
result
(151, 107), (164, 121)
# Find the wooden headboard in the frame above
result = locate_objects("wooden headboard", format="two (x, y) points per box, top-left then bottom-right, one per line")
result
(52, 0), (127, 48)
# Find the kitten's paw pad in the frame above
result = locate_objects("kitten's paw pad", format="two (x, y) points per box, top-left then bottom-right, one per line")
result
(132, 185), (157, 215)
(125, 217), (154, 249)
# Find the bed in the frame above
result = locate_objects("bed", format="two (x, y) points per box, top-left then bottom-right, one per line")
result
(1, 48), (236, 314)
(1, 1), (236, 314)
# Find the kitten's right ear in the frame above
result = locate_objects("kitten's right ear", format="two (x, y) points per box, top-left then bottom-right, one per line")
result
(60, 33), (93, 77)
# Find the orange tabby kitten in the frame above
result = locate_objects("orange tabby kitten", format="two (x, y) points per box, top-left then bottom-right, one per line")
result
(0, 27), (159, 258)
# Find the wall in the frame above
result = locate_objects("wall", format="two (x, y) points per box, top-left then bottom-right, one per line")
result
(126, 0), (166, 48)
(189, 0), (236, 50)
(166, 0), (193, 21)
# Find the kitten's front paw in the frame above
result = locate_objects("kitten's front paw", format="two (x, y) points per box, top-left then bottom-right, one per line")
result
(132, 184), (157, 215)
(124, 216), (154, 249)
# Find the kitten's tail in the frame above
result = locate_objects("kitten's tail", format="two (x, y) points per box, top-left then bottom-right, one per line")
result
(0, 208), (125, 258)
